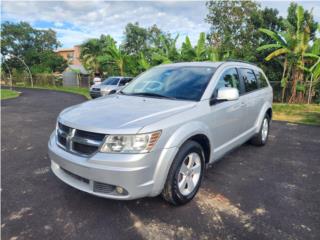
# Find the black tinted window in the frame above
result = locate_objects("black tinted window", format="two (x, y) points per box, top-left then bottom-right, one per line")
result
(216, 68), (240, 91)
(102, 77), (120, 85)
(254, 71), (268, 88)
(241, 69), (258, 92)
(118, 79), (126, 86)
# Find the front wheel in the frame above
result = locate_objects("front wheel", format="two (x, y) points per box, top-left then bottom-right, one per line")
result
(250, 115), (270, 146)
(162, 140), (205, 205)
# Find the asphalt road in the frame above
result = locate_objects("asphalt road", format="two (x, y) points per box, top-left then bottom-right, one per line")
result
(2, 88), (320, 240)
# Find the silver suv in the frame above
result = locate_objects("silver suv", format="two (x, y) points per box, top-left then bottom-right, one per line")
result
(90, 76), (133, 98)
(48, 61), (273, 205)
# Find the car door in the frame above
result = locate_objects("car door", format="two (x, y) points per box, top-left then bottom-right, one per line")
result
(208, 67), (247, 156)
(238, 68), (262, 130)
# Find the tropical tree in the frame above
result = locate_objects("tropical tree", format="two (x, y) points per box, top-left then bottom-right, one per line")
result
(300, 38), (320, 103)
(258, 5), (319, 103)
(138, 52), (151, 71)
(81, 35), (115, 76)
(105, 42), (128, 76)
(194, 32), (207, 61)
(151, 34), (179, 64)
(180, 36), (195, 61)
(205, 1), (260, 60)
(1, 21), (66, 74)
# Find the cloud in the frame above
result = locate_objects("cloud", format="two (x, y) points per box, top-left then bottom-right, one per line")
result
(2, 1), (319, 49)
(1, 1), (210, 48)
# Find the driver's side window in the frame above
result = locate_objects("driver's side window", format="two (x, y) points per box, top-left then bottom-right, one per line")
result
(213, 68), (240, 96)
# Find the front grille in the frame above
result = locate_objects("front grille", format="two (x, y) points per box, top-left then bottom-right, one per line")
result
(57, 122), (106, 156)
(58, 122), (70, 132)
(61, 168), (89, 184)
(73, 142), (97, 155)
(93, 181), (115, 194)
(75, 129), (105, 141)
(92, 88), (100, 91)
(57, 134), (67, 146)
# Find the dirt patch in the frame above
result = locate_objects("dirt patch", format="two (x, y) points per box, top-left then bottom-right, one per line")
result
(196, 190), (255, 232)
(128, 209), (193, 240)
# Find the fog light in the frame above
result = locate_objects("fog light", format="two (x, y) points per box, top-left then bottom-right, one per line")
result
(116, 186), (124, 194)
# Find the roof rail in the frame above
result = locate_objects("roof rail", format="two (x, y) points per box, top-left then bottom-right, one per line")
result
(225, 59), (257, 66)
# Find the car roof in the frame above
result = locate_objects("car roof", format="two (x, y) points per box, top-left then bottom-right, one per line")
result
(155, 61), (262, 71)
(104, 76), (132, 79)
(157, 62), (224, 68)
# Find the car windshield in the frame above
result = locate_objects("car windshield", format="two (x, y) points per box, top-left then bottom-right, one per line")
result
(102, 77), (120, 85)
(121, 66), (216, 101)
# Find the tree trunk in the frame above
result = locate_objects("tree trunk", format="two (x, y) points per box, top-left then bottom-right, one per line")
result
(119, 60), (124, 76)
(281, 58), (288, 103)
(307, 75), (313, 104)
(289, 68), (298, 103)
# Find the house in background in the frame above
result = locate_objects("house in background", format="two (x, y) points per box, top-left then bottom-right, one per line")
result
(55, 45), (90, 87)
(55, 45), (81, 65)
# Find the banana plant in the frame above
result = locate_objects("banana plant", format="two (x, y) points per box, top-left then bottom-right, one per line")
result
(194, 32), (207, 61)
(257, 5), (315, 103)
(138, 52), (151, 71)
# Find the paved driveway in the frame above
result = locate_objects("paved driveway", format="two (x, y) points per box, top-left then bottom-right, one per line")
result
(2, 88), (320, 240)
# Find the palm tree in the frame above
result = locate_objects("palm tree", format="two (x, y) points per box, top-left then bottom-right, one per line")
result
(105, 43), (128, 76)
(81, 35), (116, 76)
(81, 39), (102, 75)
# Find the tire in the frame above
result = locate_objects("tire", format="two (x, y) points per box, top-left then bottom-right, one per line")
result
(250, 114), (270, 146)
(161, 140), (205, 206)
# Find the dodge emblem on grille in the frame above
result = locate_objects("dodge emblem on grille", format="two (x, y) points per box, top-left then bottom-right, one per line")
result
(66, 128), (76, 150)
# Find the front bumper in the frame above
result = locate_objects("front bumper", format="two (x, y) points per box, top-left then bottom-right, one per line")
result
(89, 91), (101, 98)
(48, 133), (177, 200)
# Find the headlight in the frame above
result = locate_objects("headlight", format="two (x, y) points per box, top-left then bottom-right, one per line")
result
(100, 131), (161, 153)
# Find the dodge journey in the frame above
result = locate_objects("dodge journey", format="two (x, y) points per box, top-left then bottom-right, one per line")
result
(48, 61), (273, 205)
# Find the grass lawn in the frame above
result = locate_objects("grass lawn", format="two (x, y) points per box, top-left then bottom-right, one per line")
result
(273, 103), (320, 125)
(1, 89), (20, 100)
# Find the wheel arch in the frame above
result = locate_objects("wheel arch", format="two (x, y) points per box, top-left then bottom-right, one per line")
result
(151, 121), (212, 196)
(255, 103), (273, 133)
(187, 134), (211, 164)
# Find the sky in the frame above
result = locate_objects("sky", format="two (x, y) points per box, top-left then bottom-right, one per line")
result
(1, 0), (320, 49)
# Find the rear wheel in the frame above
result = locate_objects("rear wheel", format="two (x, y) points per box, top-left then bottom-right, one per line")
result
(162, 140), (205, 205)
(250, 115), (270, 146)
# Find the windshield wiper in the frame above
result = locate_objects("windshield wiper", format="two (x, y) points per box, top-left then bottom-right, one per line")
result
(130, 92), (176, 100)
(118, 90), (127, 95)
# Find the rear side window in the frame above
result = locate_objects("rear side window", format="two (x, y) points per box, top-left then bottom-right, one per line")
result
(240, 68), (258, 92)
(254, 71), (269, 88)
(119, 79), (126, 86)
(215, 68), (241, 92)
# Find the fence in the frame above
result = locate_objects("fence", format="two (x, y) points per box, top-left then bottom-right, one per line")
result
(269, 81), (320, 103)
(1, 71), (91, 88)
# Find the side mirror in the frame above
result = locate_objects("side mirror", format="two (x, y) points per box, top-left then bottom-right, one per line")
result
(210, 87), (239, 105)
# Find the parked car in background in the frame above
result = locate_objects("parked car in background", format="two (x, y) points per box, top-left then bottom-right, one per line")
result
(93, 75), (102, 84)
(49, 61), (272, 205)
(90, 76), (133, 98)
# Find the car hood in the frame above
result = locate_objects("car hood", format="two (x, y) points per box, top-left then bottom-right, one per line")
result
(59, 94), (196, 134)
(100, 85), (118, 91)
